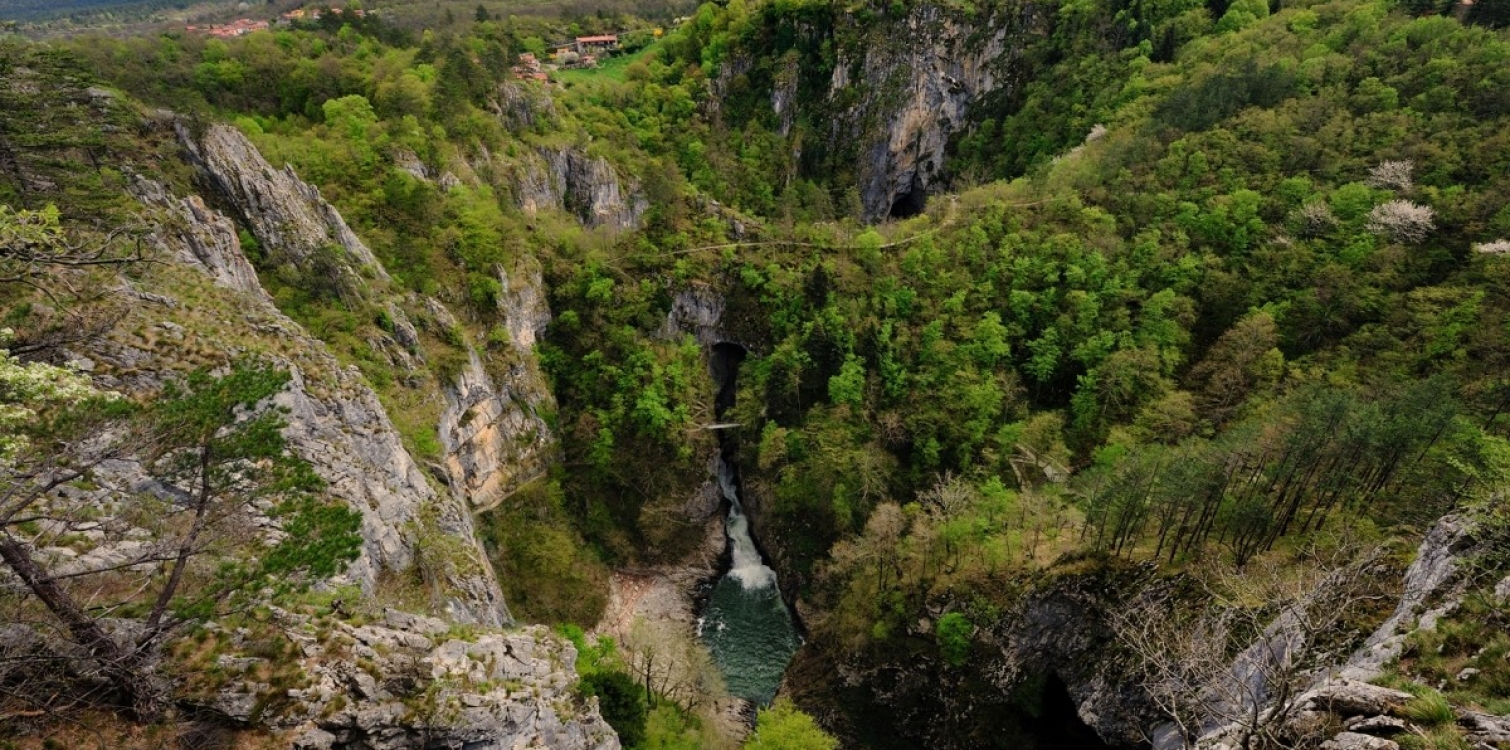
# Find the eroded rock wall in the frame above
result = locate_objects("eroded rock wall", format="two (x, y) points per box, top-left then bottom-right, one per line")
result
(131, 173), (511, 627)
(217, 610), (620, 750)
(720, 1), (1044, 222)
(514, 146), (647, 231)
(176, 121), (387, 280)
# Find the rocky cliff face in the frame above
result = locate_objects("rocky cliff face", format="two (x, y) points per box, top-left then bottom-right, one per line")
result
(514, 147), (647, 231)
(432, 257), (558, 511)
(837, 4), (1036, 222)
(492, 81), (559, 132)
(723, 1), (1044, 222)
(176, 121), (387, 282)
(108, 133), (619, 749)
(175, 116), (568, 577)
(131, 172), (510, 627)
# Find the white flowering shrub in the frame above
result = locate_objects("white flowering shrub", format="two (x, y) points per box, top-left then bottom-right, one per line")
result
(1366, 200), (1435, 244)
(1474, 240), (1510, 256)
(0, 329), (117, 463)
(1366, 160), (1415, 192)
(1292, 201), (1338, 238)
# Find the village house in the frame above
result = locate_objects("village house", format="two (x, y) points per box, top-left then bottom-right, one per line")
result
(280, 6), (366, 23)
(574, 34), (618, 54)
(513, 52), (550, 82)
(187, 18), (269, 37)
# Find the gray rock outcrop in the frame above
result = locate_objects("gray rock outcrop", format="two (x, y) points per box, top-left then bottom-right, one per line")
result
(514, 147), (646, 231)
(1300, 681), (1415, 718)
(131, 176), (267, 299)
(1338, 514), (1473, 682)
(1320, 732), (1399, 750)
(837, 4), (1028, 222)
(722, 2), (1043, 222)
(661, 284), (728, 347)
(492, 81), (559, 132)
(132, 177), (510, 627)
(216, 609), (619, 750)
(438, 258), (558, 511)
(391, 148), (430, 182)
(438, 348), (556, 512)
(176, 121), (387, 281)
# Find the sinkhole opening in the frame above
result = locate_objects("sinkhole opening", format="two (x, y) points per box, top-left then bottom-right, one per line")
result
(888, 181), (927, 220)
(1038, 673), (1116, 750)
(710, 341), (747, 419)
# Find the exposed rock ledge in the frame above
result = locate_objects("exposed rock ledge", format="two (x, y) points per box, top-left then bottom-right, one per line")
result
(212, 609), (619, 750)
(175, 120), (387, 281)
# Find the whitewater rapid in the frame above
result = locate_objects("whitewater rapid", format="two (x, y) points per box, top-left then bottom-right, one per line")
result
(699, 456), (801, 704)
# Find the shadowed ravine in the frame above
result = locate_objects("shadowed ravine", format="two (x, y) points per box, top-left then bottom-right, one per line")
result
(699, 343), (801, 705)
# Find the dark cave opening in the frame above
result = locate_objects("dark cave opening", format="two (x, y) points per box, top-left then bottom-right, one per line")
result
(709, 341), (747, 419)
(888, 181), (927, 219)
(1039, 672), (1117, 750)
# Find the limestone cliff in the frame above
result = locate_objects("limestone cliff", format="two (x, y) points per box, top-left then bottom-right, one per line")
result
(214, 609), (620, 750)
(176, 121), (387, 283)
(836, 4), (1035, 222)
(172, 118), (561, 600)
(514, 146), (647, 231)
(106, 154), (616, 749)
(131, 173), (510, 628)
(720, 1), (1045, 222)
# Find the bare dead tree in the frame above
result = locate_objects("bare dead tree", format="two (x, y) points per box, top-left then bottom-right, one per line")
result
(623, 616), (727, 712)
(0, 205), (146, 303)
(1112, 539), (1387, 750)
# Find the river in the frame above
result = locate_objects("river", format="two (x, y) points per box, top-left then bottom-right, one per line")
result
(699, 343), (801, 705)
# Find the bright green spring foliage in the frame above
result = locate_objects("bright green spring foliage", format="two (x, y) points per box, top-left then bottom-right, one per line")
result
(24, 0), (1510, 714)
(743, 698), (839, 750)
(936, 612), (974, 667)
(0, 324), (118, 463)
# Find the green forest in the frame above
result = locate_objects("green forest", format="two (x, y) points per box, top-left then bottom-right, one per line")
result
(4, 0), (1510, 746)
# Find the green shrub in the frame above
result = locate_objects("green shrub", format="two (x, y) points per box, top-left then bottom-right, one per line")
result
(936, 612), (973, 667)
(578, 670), (647, 747)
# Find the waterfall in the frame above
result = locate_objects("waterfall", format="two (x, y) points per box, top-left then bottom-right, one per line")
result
(700, 455), (801, 705)
(699, 342), (800, 705)
(719, 460), (778, 591)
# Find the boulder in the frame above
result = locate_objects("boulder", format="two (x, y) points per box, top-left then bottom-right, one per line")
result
(1343, 715), (1409, 736)
(1320, 732), (1400, 750)
(1300, 681), (1415, 717)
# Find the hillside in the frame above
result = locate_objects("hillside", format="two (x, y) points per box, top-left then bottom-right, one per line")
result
(0, 0), (226, 23)
(2, 0), (1510, 748)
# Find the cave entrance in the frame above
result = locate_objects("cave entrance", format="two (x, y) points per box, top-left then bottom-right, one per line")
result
(888, 180), (927, 220)
(709, 342), (747, 419)
(1037, 673), (1116, 750)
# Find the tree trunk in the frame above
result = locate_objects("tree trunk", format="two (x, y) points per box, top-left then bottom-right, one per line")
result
(0, 532), (167, 721)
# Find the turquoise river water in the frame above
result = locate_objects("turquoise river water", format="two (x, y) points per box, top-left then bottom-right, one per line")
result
(698, 459), (801, 705)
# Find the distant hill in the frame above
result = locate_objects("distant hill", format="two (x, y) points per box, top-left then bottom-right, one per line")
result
(0, 0), (193, 22)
